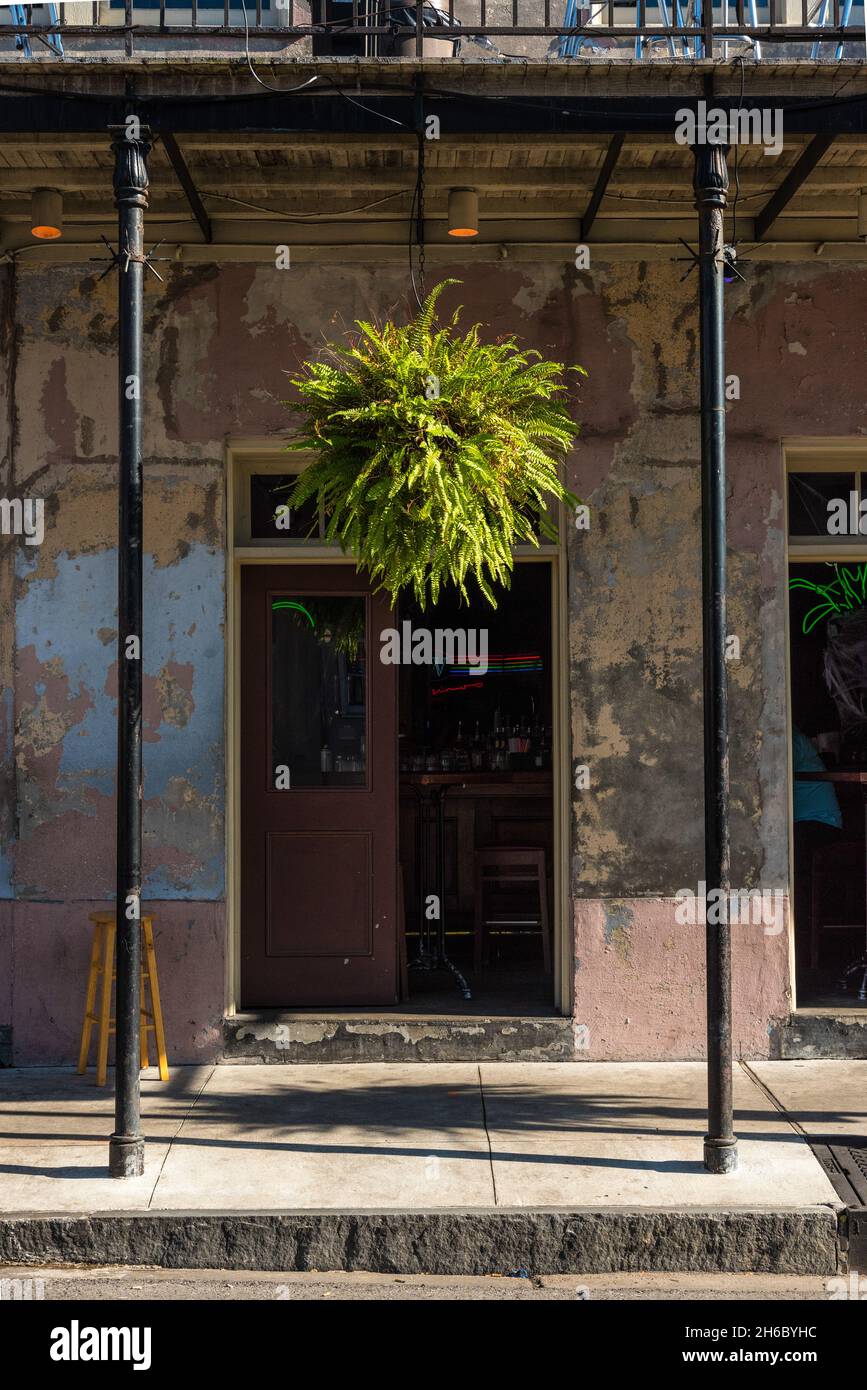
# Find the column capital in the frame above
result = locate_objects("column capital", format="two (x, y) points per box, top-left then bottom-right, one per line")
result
(692, 142), (729, 211)
(110, 126), (151, 211)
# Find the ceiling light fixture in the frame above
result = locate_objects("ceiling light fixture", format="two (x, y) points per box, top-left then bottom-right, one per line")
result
(30, 188), (63, 240)
(448, 187), (479, 238)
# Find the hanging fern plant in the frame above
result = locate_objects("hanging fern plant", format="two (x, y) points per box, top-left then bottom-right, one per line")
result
(281, 280), (585, 608)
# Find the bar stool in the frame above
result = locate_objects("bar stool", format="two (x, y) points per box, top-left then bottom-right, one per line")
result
(473, 846), (551, 979)
(77, 912), (169, 1086)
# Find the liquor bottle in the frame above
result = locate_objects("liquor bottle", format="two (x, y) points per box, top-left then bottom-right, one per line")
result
(471, 720), (485, 771)
(486, 716), (498, 764)
(454, 721), (471, 772)
(542, 726), (552, 768)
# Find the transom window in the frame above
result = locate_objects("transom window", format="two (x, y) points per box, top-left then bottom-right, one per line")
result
(787, 452), (867, 547)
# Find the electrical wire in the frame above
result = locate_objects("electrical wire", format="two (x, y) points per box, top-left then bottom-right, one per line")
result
(316, 71), (410, 130)
(237, 0), (320, 96)
(408, 130), (424, 310)
(203, 187), (412, 219)
(730, 52), (746, 249)
(611, 189), (772, 205)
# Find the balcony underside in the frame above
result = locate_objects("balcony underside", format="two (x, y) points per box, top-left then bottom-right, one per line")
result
(1, 58), (867, 259)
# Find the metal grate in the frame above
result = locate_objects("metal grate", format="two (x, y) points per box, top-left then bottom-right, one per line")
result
(810, 1137), (867, 1271)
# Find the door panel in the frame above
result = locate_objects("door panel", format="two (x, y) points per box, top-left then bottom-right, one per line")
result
(265, 831), (372, 957)
(241, 565), (397, 1006)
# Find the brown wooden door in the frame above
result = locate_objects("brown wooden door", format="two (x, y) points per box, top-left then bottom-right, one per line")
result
(241, 565), (397, 1006)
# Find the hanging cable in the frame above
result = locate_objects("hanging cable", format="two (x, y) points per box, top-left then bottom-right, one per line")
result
(408, 78), (427, 310)
(730, 52), (746, 249)
(416, 129), (426, 306)
(238, 0), (320, 95)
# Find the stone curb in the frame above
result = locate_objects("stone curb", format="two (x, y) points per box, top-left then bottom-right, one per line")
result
(0, 1207), (842, 1275)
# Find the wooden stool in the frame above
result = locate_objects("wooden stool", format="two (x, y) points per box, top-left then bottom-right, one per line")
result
(473, 846), (551, 979)
(77, 913), (169, 1086)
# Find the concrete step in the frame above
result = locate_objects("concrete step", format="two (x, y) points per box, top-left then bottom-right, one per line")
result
(771, 1011), (867, 1059)
(223, 1012), (575, 1062)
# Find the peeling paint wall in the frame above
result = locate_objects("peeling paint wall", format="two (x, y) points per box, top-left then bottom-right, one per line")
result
(3, 261), (228, 1063)
(567, 257), (867, 1058)
(1, 255), (862, 1062)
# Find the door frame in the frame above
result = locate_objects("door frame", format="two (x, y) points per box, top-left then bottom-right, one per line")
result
(225, 438), (573, 1017)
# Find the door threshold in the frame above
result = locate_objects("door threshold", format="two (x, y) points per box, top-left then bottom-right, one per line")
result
(224, 1011), (575, 1063)
(771, 1007), (867, 1059)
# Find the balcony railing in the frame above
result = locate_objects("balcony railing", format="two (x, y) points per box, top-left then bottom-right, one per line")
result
(0, 0), (863, 60)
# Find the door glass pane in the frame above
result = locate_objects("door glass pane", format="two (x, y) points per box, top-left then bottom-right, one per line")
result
(271, 596), (366, 788)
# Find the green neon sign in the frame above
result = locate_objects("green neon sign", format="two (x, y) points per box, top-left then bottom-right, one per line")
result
(272, 600), (315, 628)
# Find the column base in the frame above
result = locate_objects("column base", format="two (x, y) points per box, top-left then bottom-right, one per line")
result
(703, 1135), (738, 1173)
(109, 1133), (145, 1178)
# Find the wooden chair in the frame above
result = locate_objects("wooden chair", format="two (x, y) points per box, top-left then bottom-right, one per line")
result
(473, 846), (551, 979)
(77, 913), (169, 1086)
(810, 840), (865, 969)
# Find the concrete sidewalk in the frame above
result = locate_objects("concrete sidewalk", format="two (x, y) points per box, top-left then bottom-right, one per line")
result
(0, 1060), (861, 1275)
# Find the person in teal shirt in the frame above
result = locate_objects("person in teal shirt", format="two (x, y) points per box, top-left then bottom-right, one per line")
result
(792, 728), (842, 830)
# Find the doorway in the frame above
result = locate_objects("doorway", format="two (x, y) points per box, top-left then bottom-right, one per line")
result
(238, 559), (560, 1015)
(788, 558), (867, 1009)
(396, 563), (556, 1015)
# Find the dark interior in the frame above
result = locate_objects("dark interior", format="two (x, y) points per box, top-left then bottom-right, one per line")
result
(397, 563), (556, 1015)
(789, 560), (867, 1008)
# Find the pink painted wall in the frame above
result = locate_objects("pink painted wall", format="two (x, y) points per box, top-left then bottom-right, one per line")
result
(573, 898), (790, 1060)
(7, 902), (224, 1067)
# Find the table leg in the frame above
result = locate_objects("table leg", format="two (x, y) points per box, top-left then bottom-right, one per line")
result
(406, 786), (471, 999)
(409, 790), (433, 970)
(434, 786), (472, 1000)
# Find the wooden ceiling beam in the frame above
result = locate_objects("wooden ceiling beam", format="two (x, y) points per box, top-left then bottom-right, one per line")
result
(754, 133), (836, 239)
(581, 134), (625, 241)
(160, 132), (212, 244)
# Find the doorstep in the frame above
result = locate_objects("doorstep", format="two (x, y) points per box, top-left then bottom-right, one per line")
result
(770, 1009), (867, 1059)
(223, 1012), (576, 1063)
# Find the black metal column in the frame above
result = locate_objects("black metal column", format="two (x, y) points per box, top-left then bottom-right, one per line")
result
(109, 125), (150, 1179)
(692, 141), (738, 1176)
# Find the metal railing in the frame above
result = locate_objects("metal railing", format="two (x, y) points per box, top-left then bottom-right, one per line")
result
(0, 0), (863, 58)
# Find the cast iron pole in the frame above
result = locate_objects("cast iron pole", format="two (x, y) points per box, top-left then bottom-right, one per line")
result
(692, 140), (738, 1175)
(109, 124), (150, 1179)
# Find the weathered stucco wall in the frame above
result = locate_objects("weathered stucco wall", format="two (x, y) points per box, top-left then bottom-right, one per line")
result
(568, 256), (867, 1058)
(0, 254), (862, 1063)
